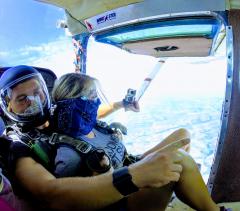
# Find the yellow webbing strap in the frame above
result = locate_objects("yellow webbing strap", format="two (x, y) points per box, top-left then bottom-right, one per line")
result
(0, 175), (4, 193)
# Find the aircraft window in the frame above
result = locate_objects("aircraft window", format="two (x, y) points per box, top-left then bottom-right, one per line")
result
(97, 24), (214, 44)
(94, 17), (220, 45)
(94, 18), (223, 58)
(87, 37), (227, 182)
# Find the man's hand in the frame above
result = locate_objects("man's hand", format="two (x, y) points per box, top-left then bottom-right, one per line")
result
(129, 138), (190, 189)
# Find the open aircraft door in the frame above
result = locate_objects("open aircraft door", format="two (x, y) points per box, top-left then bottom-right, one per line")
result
(36, 0), (240, 204)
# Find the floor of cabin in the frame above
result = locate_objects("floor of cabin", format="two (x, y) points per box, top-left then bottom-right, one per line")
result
(166, 197), (240, 211)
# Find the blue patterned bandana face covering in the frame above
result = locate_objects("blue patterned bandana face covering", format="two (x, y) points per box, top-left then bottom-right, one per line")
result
(55, 97), (101, 137)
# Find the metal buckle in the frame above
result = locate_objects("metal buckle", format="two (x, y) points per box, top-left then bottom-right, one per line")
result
(49, 133), (58, 145)
(76, 142), (92, 154)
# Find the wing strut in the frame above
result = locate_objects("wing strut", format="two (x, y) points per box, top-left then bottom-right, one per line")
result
(135, 59), (167, 102)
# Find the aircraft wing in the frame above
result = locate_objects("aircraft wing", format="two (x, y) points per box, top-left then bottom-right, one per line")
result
(35, 0), (143, 20)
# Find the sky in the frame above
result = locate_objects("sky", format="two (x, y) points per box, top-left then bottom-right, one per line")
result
(0, 0), (64, 51)
(0, 0), (75, 72)
(0, 0), (227, 101)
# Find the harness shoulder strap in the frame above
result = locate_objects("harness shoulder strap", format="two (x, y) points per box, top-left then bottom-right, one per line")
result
(6, 125), (51, 167)
(49, 133), (93, 155)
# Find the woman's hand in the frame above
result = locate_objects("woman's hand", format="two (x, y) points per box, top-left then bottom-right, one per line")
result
(123, 100), (140, 112)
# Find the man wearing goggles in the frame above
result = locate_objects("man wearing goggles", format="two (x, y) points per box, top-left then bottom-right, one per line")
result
(0, 66), (50, 128)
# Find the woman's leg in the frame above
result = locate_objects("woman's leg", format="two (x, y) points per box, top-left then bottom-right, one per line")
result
(127, 150), (219, 211)
(142, 128), (191, 158)
(174, 150), (219, 211)
(127, 183), (174, 211)
(158, 128), (191, 152)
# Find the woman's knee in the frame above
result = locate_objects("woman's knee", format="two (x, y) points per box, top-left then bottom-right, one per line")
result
(174, 128), (190, 136)
(178, 149), (198, 171)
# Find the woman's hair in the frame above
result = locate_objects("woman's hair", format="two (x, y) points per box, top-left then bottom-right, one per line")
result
(52, 73), (97, 102)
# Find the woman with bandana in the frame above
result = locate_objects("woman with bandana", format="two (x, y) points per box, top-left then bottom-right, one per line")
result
(51, 73), (126, 176)
(51, 73), (192, 177)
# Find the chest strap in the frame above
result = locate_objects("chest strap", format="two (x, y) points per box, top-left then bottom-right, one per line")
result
(49, 133), (112, 174)
(49, 133), (93, 154)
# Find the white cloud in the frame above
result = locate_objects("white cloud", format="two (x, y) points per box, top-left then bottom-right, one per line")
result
(21, 46), (45, 53)
(0, 51), (10, 65)
(27, 37), (75, 77)
(0, 51), (9, 57)
(6, 36), (75, 77)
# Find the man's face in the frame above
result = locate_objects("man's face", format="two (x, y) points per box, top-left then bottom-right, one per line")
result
(9, 78), (45, 114)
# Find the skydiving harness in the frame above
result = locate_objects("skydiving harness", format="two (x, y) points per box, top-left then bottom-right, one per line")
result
(7, 120), (141, 174)
(94, 120), (142, 166)
(48, 132), (113, 174)
(6, 124), (53, 168)
(49, 133), (92, 154)
(7, 123), (111, 174)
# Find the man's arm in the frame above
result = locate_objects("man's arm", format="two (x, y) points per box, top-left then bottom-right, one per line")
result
(15, 138), (188, 210)
(15, 157), (123, 210)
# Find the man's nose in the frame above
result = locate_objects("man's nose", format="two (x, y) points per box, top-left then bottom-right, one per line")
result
(26, 96), (35, 105)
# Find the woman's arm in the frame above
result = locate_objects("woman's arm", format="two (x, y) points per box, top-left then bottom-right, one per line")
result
(97, 101), (123, 119)
(98, 101), (140, 119)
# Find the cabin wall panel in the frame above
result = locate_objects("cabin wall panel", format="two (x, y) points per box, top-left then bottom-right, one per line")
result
(210, 9), (240, 203)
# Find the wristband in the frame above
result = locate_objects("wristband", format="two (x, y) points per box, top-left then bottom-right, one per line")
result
(113, 167), (139, 196)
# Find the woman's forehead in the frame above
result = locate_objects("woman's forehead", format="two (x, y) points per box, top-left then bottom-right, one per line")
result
(83, 80), (96, 91)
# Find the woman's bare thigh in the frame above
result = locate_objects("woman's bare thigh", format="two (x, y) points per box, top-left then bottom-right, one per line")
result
(127, 183), (174, 211)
